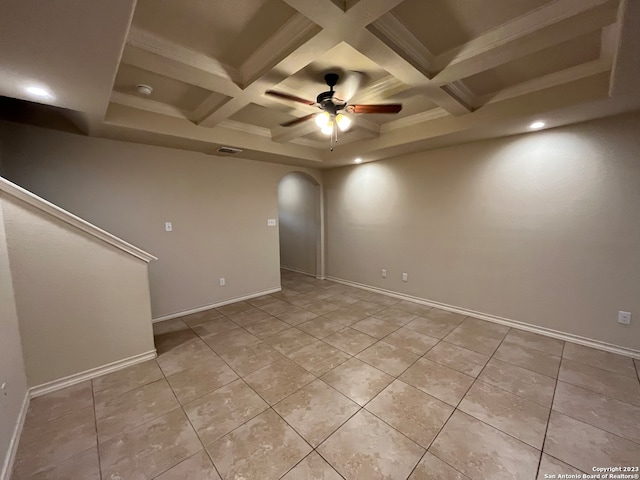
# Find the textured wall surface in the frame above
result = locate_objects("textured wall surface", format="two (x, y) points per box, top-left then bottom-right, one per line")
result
(0, 198), (27, 479)
(2, 194), (155, 386)
(324, 112), (640, 350)
(1, 121), (321, 318)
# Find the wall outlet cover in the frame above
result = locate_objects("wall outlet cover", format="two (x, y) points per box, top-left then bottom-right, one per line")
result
(618, 311), (631, 325)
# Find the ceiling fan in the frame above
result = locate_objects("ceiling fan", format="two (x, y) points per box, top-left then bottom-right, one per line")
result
(265, 72), (402, 143)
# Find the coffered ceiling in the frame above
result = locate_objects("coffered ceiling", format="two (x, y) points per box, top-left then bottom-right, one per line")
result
(2, 0), (640, 167)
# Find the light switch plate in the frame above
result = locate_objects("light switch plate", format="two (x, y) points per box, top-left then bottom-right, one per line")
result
(267, 218), (277, 227)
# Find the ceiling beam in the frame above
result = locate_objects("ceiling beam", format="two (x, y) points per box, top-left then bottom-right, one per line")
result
(431, 0), (619, 86)
(282, 0), (404, 27)
(444, 81), (479, 110)
(367, 13), (435, 79)
(605, 0), (637, 97)
(350, 30), (472, 115)
(104, 103), (324, 163)
(325, 72), (610, 164)
(191, 93), (231, 123)
(110, 91), (190, 119)
(238, 14), (320, 87)
(380, 108), (448, 134)
(195, 30), (340, 127)
(351, 75), (407, 103)
(123, 27), (241, 98)
(113, 0), (623, 157)
(218, 120), (272, 138)
(196, 0), (406, 128)
(476, 59), (611, 106)
(353, 117), (381, 135)
(271, 121), (318, 143)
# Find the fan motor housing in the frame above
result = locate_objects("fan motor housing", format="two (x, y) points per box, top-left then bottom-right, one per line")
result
(317, 91), (345, 115)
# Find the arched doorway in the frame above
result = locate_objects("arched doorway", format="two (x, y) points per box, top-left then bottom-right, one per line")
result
(277, 172), (322, 279)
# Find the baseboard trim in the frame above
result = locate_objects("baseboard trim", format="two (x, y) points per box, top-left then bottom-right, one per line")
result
(327, 276), (640, 360)
(280, 266), (317, 278)
(152, 287), (282, 323)
(29, 350), (157, 399)
(1, 391), (29, 480)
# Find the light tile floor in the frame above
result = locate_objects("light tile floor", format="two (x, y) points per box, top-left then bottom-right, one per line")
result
(12, 271), (640, 479)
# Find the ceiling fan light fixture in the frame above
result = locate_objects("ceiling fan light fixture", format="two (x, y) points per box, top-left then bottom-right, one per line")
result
(336, 113), (351, 131)
(315, 111), (331, 128)
(321, 124), (334, 136)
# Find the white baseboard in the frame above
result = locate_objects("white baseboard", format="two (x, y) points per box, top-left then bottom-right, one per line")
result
(1, 391), (29, 480)
(152, 287), (282, 323)
(2, 350), (158, 478)
(29, 350), (157, 399)
(327, 276), (640, 360)
(280, 266), (317, 278)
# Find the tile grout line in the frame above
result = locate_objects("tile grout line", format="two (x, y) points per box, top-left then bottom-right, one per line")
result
(198, 301), (640, 473)
(279, 276), (640, 467)
(556, 357), (640, 407)
(185, 310), (330, 476)
(535, 340), (565, 479)
(370, 318), (479, 479)
(90, 380), (104, 480)
(17, 380), (114, 478)
(417, 326), (518, 478)
(180, 282), (498, 478)
(155, 276), (638, 479)
(315, 320), (460, 479)
(195, 286), (422, 478)
(198, 292), (501, 478)
(151, 355), (226, 480)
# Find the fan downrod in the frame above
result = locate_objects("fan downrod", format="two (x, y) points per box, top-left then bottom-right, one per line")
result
(316, 73), (344, 115)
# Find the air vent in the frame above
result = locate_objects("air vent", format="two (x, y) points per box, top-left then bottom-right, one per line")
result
(217, 146), (243, 154)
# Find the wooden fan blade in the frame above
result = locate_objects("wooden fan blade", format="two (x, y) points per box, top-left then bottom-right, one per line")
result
(265, 90), (315, 106)
(280, 113), (315, 127)
(350, 104), (402, 114)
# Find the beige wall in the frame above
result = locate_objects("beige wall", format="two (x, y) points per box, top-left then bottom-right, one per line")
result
(2, 194), (155, 386)
(0, 200), (27, 479)
(324, 112), (640, 351)
(278, 172), (320, 276)
(1, 121), (321, 319)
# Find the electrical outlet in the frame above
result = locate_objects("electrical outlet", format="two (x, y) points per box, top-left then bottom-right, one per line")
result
(219, 277), (226, 287)
(402, 272), (408, 282)
(267, 218), (277, 227)
(381, 269), (387, 278)
(165, 222), (173, 232)
(618, 311), (631, 325)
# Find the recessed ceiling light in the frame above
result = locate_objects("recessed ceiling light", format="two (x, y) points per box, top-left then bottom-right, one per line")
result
(25, 86), (53, 100)
(354, 158), (362, 164)
(529, 121), (545, 129)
